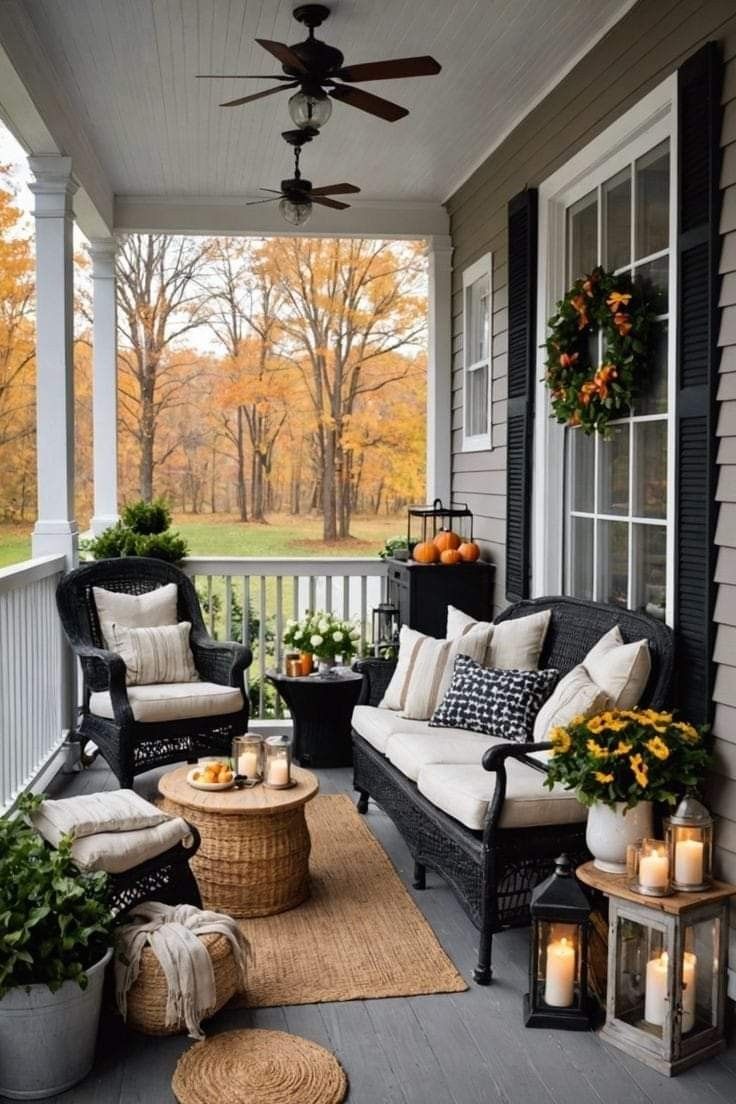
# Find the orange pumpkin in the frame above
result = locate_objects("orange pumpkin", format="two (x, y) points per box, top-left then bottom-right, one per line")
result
(434, 529), (461, 553)
(440, 548), (463, 565)
(413, 540), (440, 564)
(458, 541), (480, 563)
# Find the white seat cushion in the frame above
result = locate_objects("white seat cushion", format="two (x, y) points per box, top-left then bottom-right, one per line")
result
(417, 762), (587, 831)
(351, 705), (487, 759)
(385, 730), (505, 782)
(68, 817), (194, 874)
(90, 681), (243, 723)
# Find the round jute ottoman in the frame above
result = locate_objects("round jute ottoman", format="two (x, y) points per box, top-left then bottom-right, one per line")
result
(125, 932), (239, 1035)
(172, 1028), (348, 1104)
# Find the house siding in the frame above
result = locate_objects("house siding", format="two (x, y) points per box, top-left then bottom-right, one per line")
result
(447, 0), (736, 992)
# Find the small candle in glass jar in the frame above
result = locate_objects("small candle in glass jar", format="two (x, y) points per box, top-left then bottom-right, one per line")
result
(286, 658), (303, 677)
(675, 838), (704, 885)
(639, 846), (669, 890)
(239, 749), (260, 778)
(269, 759), (290, 786)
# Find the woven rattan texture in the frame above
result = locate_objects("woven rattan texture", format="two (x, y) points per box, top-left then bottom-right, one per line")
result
(159, 767), (318, 918)
(233, 794), (466, 1007)
(125, 931), (239, 1036)
(171, 1029), (348, 1104)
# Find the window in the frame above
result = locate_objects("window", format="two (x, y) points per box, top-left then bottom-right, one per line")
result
(462, 253), (492, 451)
(534, 77), (676, 624)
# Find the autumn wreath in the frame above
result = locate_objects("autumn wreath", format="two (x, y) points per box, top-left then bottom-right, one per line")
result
(543, 266), (657, 436)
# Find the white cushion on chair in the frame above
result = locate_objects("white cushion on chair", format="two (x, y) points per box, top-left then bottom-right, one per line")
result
(351, 705), (478, 756)
(417, 761), (587, 831)
(68, 817), (194, 874)
(385, 730), (503, 782)
(93, 583), (178, 642)
(90, 681), (243, 723)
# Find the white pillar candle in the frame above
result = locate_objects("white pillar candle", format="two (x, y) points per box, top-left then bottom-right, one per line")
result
(681, 951), (697, 1033)
(645, 952), (669, 1026)
(238, 749), (260, 778)
(675, 838), (704, 885)
(544, 937), (576, 1008)
(269, 759), (290, 786)
(639, 847), (669, 889)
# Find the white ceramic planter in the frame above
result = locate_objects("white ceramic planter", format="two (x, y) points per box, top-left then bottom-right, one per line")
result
(586, 801), (654, 873)
(0, 947), (112, 1100)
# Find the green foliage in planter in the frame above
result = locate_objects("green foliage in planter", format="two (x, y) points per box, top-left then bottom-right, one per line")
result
(134, 531), (189, 563)
(378, 535), (408, 560)
(0, 795), (114, 998)
(83, 521), (139, 559)
(121, 498), (171, 536)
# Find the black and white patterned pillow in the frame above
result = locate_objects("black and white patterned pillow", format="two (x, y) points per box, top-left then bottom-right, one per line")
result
(429, 654), (559, 743)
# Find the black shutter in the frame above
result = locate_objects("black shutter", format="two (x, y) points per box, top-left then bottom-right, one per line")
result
(674, 42), (722, 725)
(505, 187), (538, 602)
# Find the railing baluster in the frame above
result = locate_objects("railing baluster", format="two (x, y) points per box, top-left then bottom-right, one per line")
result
(308, 576), (316, 613)
(258, 576), (266, 719)
(206, 575), (214, 636)
(360, 575), (368, 655)
(325, 575), (333, 615)
(275, 576), (284, 719)
(224, 575), (232, 640)
(342, 577), (350, 621)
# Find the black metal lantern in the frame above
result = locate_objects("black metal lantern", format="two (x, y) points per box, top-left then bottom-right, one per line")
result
(525, 854), (593, 1030)
(407, 498), (473, 552)
(372, 603), (400, 657)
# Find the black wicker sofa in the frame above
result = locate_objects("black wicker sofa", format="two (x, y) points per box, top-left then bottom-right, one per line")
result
(352, 596), (674, 984)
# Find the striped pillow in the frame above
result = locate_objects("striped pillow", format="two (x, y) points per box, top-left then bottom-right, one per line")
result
(103, 621), (198, 686)
(379, 624), (494, 721)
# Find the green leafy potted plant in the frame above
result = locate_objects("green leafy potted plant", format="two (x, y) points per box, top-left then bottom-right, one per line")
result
(284, 611), (361, 674)
(545, 709), (710, 873)
(0, 795), (115, 1100)
(82, 497), (189, 563)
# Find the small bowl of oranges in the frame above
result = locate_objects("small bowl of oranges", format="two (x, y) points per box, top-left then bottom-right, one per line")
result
(186, 759), (236, 791)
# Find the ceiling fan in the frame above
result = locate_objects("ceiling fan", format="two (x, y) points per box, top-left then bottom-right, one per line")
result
(198, 3), (441, 128)
(247, 129), (360, 226)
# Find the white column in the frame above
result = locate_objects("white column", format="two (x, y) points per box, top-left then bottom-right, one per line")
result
(29, 155), (78, 566)
(426, 235), (453, 504)
(88, 238), (119, 534)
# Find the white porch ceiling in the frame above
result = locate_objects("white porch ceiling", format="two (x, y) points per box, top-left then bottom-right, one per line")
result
(0, 0), (632, 231)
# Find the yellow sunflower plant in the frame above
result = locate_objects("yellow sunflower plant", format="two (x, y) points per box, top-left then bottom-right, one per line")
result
(544, 709), (710, 809)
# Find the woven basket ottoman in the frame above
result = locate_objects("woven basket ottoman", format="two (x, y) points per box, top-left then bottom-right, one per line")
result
(125, 931), (240, 1035)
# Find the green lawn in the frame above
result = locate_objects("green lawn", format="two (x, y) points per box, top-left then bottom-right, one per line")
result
(0, 512), (403, 568)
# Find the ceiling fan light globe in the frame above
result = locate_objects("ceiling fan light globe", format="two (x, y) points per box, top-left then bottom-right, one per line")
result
(288, 89), (332, 130)
(279, 196), (313, 227)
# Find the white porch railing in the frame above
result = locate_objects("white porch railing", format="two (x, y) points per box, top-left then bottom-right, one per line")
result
(182, 557), (387, 721)
(0, 554), (69, 810)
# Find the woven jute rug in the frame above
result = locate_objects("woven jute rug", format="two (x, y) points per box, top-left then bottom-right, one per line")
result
(235, 794), (467, 1007)
(172, 1028), (347, 1104)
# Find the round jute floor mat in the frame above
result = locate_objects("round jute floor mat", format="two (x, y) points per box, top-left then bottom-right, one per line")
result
(171, 1028), (348, 1104)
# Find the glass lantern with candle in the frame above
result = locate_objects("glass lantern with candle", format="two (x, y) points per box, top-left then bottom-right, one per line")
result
(264, 734), (293, 789)
(665, 795), (713, 892)
(372, 603), (399, 658)
(627, 838), (672, 897)
(232, 734), (263, 783)
(525, 854), (593, 1030)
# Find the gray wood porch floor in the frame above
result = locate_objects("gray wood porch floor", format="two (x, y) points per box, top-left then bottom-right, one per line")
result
(29, 757), (736, 1104)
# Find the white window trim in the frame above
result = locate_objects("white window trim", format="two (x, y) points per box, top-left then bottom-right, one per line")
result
(461, 252), (493, 452)
(532, 74), (678, 626)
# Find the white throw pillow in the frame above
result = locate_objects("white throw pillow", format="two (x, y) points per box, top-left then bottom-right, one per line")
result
(533, 666), (611, 743)
(31, 789), (170, 844)
(93, 582), (178, 647)
(446, 604), (550, 670)
(379, 623), (493, 720)
(103, 621), (198, 686)
(585, 625), (651, 709)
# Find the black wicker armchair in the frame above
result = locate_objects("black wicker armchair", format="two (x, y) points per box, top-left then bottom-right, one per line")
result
(56, 558), (252, 788)
(352, 596), (675, 984)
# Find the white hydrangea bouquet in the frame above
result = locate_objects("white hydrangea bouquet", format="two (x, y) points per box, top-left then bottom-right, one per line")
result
(283, 610), (361, 664)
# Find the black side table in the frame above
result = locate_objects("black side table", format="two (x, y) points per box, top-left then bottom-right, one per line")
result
(266, 668), (364, 768)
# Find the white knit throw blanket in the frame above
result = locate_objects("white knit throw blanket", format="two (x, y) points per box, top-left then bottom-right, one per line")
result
(115, 901), (252, 1040)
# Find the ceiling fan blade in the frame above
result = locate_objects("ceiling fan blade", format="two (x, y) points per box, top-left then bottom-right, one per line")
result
(245, 197), (282, 206)
(336, 56), (441, 82)
(310, 182), (361, 196)
(220, 82), (298, 107)
(260, 188), (284, 194)
(255, 38), (308, 74)
(329, 83), (408, 122)
(312, 196), (351, 210)
(197, 74), (296, 80)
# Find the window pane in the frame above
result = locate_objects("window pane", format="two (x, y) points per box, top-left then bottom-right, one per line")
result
(567, 516), (594, 600)
(598, 519), (628, 607)
(598, 424), (629, 516)
(634, 256), (668, 315)
(635, 141), (669, 258)
(603, 167), (631, 271)
(635, 321), (668, 415)
(467, 274), (490, 364)
(568, 190), (598, 279)
(634, 420), (667, 518)
(567, 429), (594, 512)
(632, 524), (666, 620)
(465, 364), (488, 439)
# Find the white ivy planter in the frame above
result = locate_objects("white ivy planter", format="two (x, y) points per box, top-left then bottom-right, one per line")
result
(0, 947), (112, 1099)
(586, 802), (654, 873)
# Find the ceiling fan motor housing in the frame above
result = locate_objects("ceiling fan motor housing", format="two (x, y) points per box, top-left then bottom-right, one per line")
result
(281, 177), (313, 199)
